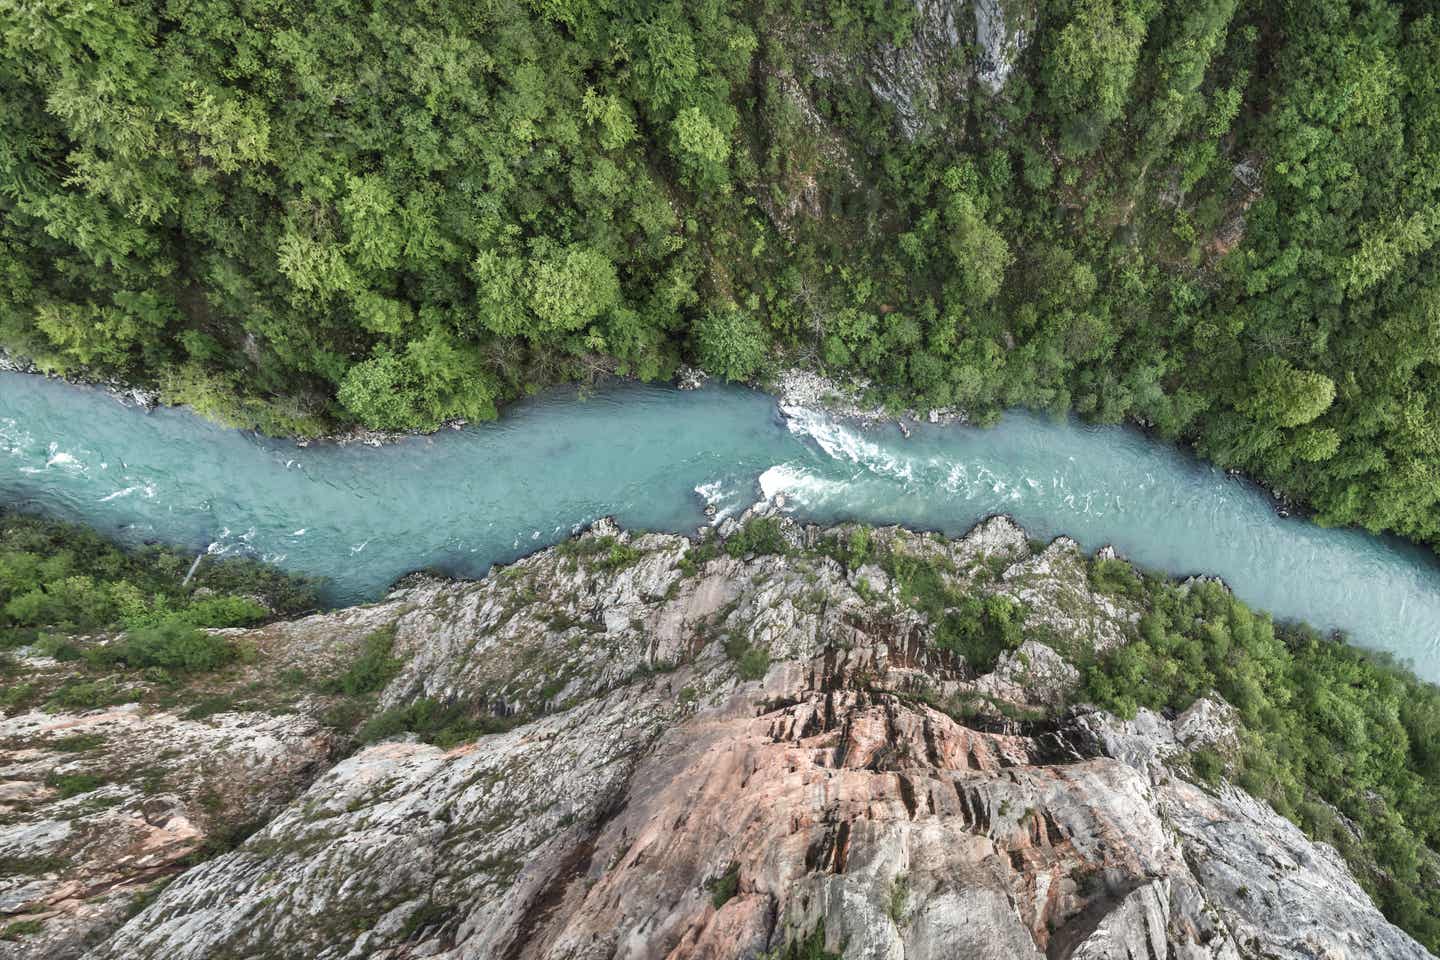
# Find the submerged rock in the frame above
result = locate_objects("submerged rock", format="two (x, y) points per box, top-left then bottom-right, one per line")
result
(0, 518), (1429, 959)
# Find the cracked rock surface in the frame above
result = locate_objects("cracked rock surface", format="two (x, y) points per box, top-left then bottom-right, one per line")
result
(0, 517), (1428, 959)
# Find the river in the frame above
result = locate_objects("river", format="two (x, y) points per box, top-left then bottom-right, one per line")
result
(3, 371), (1438, 680)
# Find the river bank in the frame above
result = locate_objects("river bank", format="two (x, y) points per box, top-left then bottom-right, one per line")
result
(3, 369), (1439, 680)
(3, 350), (1312, 524)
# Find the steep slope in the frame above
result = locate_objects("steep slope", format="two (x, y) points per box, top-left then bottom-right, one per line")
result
(0, 515), (1431, 959)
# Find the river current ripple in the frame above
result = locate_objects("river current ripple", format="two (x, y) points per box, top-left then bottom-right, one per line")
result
(2, 372), (1438, 680)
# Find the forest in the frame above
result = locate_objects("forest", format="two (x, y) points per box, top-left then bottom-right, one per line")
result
(2, 0), (1439, 553)
(1081, 561), (1440, 948)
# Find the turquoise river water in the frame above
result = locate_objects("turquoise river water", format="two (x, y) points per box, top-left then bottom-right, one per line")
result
(3, 371), (1439, 680)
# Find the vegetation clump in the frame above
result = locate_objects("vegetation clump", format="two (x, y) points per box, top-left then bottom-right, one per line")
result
(358, 698), (523, 749)
(708, 863), (741, 908)
(0, 511), (319, 650)
(880, 549), (1024, 672)
(86, 620), (242, 673)
(723, 631), (772, 681)
(0, 920), (43, 941)
(45, 772), (107, 799)
(557, 535), (643, 572)
(1083, 576), (1440, 948)
(724, 518), (790, 559)
(325, 625), (403, 697)
(758, 923), (843, 960)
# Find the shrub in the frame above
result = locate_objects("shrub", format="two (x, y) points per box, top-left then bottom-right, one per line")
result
(88, 619), (238, 673)
(709, 863), (740, 908)
(723, 631), (770, 681)
(724, 518), (789, 558)
(678, 540), (720, 577)
(45, 772), (107, 799)
(45, 680), (131, 711)
(1089, 557), (1144, 597)
(845, 528), (872, 571)
(597, 541), (643, 572)
(738, 645), (770, 681)
(326, 624), (402, 696)
(358, 698), (521, 748)
(933, 595), (1024, 673)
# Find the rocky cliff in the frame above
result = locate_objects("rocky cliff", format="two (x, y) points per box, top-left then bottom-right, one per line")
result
(0, 515), (1431, 959)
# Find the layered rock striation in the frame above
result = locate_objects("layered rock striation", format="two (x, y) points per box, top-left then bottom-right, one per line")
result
(0, 516), (1430, 959)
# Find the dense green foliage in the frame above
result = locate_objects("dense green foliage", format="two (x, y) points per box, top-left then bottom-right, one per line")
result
(877, 549), (1023, 671)
(325, 623), (403, 696)
(4, 0), (1440, 548)
(1083, 567), (1440, 949)
(357, 696), (522, 748)
(84, 618), (240, 672)
(0, 510), (319, 647)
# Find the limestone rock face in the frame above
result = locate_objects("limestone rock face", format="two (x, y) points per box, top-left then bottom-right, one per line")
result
(0, 518), (1427, 959)
(867, 0), (1035, 137)
(0, 706), (333, 959)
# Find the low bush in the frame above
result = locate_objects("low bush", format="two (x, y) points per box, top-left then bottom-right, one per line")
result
(358, 698), (521, 748)
(87, 619), (239, 673)
(933, 595), (1024, 673)
(1088, 557), (1146, 597)
(723, 632), (771, 681)
(45, 772), (106, 799)
(724, 518), (789, 558)
(45, 680), (131, 711)
(326, 624), (403, 696)
(708, 863), (740, 908)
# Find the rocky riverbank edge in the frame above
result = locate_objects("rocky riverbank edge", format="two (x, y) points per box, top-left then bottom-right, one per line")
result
(0, 351), (1312, 514)
(0, 349), (161, 413)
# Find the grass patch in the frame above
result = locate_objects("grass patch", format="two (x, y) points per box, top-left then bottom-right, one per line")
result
(45, 679), (132, 711)
(759, 923), (842, 959)
(0, 919), (42, 940)
(887, 876), (909, 923)
(48, 732), (105, 752)
(183, 693), (239, 720)
(359, 697), (523, 749)
(708, 863), (740, 908)
(0, 855), (66, 875)
(325, 623), (403, 696)
(45, 772), (107, 798)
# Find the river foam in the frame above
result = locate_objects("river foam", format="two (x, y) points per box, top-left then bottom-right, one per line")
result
(3, 372), (1439, 680)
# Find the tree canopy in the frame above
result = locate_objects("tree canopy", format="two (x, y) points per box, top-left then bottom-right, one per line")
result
(3, 0), (1440, 553)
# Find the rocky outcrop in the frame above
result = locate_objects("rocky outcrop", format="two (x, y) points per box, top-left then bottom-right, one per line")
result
(0, 517), (1428, 959)
(867, 0), (1035, 137)
(0, 706), (333, 959)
